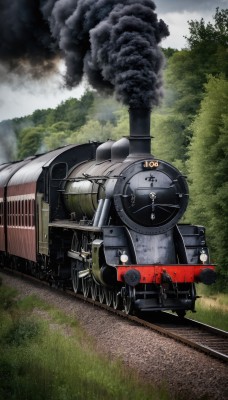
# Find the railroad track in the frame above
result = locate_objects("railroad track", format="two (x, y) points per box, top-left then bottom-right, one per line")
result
(1, 267), (228, 363)
(142, 312), (228, 363)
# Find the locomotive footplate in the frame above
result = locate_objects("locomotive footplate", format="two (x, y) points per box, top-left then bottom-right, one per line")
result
(117, 264), (216, 286)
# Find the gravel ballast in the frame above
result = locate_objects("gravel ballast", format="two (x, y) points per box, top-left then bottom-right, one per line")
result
(1, 272), (227, 400)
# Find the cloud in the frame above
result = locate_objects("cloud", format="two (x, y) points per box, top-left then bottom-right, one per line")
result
(159, 10), (214, 49)
(156, 0), (227, 14)
(0, 67), (85, 121)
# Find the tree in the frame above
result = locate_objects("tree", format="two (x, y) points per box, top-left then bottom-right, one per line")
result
(185, 8), (228, 80)
(68, 120), (115, 145)
(43, 121), (71, 150)
(161, 47), (178, 59)
(186, 8), (228, 49)
(17, 126), (44, 158)
(186, 75), (228, 288)
(62, 91), (94, 130)
(153, 8), (228, 169)
(32, 108), (52, 126)
(152, 112), (187, 171)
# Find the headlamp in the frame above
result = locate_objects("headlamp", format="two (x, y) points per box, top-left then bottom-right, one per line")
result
(200, 251), (208, 264)
(120, 252), (129, 264)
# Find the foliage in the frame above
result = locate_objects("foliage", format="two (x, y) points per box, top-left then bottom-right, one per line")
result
(5, 317), (42, 346)
(154, 8), (228, 169)
(43, 121), (71, 151)
(68, 120), (114, 145)
(161, 47), (177, 59)
(53, 91), (94, 130)
(186, 75), (228, 287)
(187, 300), (228, 331)
(152, 111), (187, 171)
(186, 8), (228, 49)
(187, 284), (228, 330)
(17, 126), (45, 158)
(0, 284), (170, 400)
(14, 91), (95, 156)
(63, 96), (121, 145)
(13, 91), (124, 155)
(0, 285), (17, 310)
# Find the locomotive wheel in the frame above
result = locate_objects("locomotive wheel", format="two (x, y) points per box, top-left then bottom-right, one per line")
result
(91, 281), (98, 301)
(98, 286), (105, 303)
(124, 297), (133, 314)
(104, 289), (112, 307)
(82, 277), (90, 298)
(113, 290), (122, 310)
(123, 286), (134, 315)
(71, 263), (81, 294)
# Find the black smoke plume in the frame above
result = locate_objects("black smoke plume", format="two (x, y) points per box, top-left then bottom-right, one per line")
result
(0, 0), (169, 108)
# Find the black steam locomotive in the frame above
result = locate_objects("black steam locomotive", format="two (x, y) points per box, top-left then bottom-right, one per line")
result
(0, 108), (216, 316)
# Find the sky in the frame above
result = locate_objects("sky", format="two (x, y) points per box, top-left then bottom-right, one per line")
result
(0, 0), (227, 122)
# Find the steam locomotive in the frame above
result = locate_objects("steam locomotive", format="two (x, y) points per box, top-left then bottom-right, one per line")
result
(0, 108), (216, 316)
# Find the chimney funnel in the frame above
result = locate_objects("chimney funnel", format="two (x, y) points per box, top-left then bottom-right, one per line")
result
(126, 108), (152, 160)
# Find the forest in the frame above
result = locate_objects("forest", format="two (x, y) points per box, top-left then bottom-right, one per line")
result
(1, 8), (227, 289)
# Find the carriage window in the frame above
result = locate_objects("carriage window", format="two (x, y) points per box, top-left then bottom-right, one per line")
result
(28, 200), (31, 227)
(25, 200), (28, 226)
(30, 199), (35, 227)
(16, 201), (18, 226)
(7, 202), (10, 225)
(21, 200), (24, 226)
(19, 201), (21, 226)
(29, 200), (31, 227)
(10, 201), (12, 226)
(5, 198), (35, 227)
(16, 202), (17, 225)
(13, 201), (15, 226)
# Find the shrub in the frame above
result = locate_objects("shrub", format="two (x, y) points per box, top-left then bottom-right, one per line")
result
(5, 317), (42, 346)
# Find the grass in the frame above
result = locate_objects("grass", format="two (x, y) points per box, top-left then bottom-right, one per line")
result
(186, 284), (228, 331)
(0, 283), (170, 400)
(1, 279), (227, 400)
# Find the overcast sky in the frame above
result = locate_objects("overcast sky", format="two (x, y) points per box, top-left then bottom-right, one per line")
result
(0, 0), (227, 122)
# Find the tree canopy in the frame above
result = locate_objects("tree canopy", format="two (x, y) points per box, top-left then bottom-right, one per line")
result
(186, 8), (228, 49)
(187, 75), (228, 288)
(152, 7), (228, 168)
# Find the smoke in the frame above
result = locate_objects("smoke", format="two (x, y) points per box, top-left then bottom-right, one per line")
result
(0, 1), (59, 79)
(0, 121), (17, 162)
(0, 0), (169, 108)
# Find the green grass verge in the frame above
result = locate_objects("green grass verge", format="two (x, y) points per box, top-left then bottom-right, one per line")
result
(0, 284), (170, 400)
(186, 284), (228, 331)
